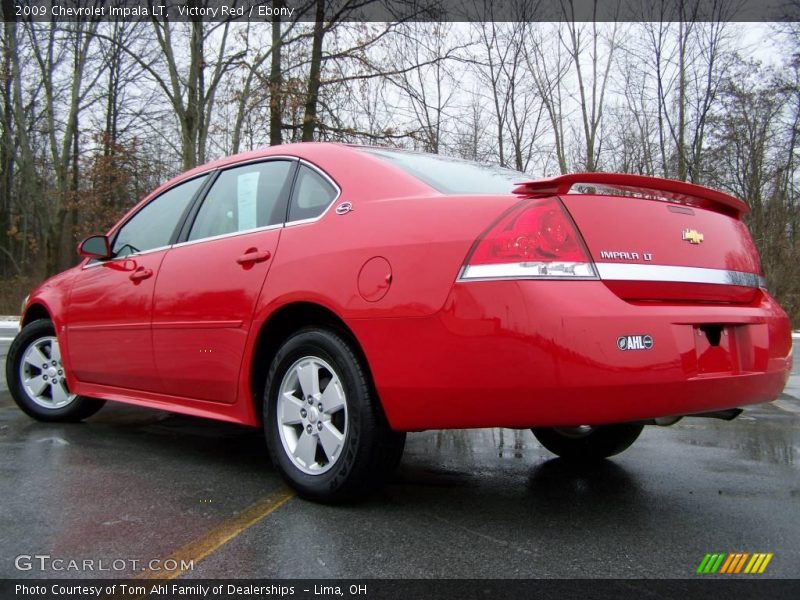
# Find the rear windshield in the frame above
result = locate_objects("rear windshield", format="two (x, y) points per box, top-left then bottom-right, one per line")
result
(360, 148), (526, 195)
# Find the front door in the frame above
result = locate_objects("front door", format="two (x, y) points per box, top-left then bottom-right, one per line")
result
(66, 175), (208, 391)
(152, 159), (295, 403)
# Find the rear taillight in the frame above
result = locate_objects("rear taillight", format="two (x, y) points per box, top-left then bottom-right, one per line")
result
(459, 198), (597, 280)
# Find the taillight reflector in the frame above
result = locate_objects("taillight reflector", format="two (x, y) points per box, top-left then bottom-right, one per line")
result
(460, 198), (596, 280)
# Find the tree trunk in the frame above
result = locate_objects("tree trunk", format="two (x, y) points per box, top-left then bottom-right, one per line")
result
(0, 21), (14, 276)
(677, 20), (687, 181)
(302, 0), (326, 142)
(269, 0), (284, 146)
(183, 18), (203, 170)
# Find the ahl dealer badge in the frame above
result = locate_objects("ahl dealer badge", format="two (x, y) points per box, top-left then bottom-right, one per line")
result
(617, 334), (654, 351)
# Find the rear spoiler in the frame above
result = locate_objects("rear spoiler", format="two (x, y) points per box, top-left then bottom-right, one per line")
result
(513, 173), (748, 218)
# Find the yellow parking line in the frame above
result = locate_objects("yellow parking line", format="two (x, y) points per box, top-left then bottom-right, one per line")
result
(137, 487), (295, 581)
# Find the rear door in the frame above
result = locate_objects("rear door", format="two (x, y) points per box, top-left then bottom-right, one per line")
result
(151, 159), (296, 403)
(67, 175), (207, 391)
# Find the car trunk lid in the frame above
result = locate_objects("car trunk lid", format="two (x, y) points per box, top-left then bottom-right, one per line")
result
(514, 174), (763, 303)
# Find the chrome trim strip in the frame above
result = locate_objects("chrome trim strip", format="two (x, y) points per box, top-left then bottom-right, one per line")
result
(171, 223), (283, 249)
(81, 245), (171, 269)
(285, 217), (319, 227)
(457, 261), (766, 288)
(595, 263), (766, 288)
(459, 262), (598, 281)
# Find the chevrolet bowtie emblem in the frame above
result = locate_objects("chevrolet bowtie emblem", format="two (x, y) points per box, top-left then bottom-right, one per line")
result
(682, 229), (704, 244)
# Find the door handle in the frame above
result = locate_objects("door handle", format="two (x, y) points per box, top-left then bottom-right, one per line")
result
(129, 267), (153, 282)
(236, 249), (271, 265)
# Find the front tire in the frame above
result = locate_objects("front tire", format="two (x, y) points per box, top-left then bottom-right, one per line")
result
(532, 423), (644, 462)
(6, 319), (105, 422)
(264, 328), (405, 502)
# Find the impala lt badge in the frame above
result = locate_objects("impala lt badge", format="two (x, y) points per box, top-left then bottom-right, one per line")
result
(599, 251), (653, 261)
(617, 335), (654, 351)
(682, 229), (704, 244)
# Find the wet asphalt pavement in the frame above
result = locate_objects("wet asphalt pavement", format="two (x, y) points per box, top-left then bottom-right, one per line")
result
(0, 321), (798, 580)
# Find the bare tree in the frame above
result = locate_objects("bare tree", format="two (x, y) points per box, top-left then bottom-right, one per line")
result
(93, 19), (245, 170)
(24, 20), (101, 272)
(525, 24), (572, 174)
(452, 91), (491, 162)
(560, 0), (619, 172)
(641, 0), (735, 181)
(706, 64), (799, 316)
(388, 22), (458, 153)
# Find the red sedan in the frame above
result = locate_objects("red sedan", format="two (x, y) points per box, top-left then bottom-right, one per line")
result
(6, 143), (793, 501)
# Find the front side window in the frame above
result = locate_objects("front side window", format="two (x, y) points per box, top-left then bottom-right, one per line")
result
(288, 165), (338, 222)
(188, 160), (293, 242)
(112, 175), (206, 258)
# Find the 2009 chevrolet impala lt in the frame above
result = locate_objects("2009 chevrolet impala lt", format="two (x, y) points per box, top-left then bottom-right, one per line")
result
(7, 143), (793, 501)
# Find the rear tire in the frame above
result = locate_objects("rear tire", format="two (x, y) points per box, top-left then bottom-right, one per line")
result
(264, 328), (405, 503)
(6, 319), (105, 422)
(532, 423), (643, 462)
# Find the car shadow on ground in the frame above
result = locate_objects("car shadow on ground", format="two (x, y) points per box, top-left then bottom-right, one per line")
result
(6, 403), (271, 476)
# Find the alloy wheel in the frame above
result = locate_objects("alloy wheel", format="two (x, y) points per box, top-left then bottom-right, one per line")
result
(19, 336), (76, 409)
(277, 356), (349, 475)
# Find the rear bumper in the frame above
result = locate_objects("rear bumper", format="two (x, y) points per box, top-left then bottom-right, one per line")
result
(351, 281), (792, 431)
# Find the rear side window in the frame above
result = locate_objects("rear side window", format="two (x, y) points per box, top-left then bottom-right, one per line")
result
(361, 148), (524, 195)
(288, 165), (338, 222)
(188, 160), (293, 241)
(112, 175), (206, 258)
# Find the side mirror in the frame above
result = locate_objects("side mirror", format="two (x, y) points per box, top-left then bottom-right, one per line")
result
(78, 235), (112, 260)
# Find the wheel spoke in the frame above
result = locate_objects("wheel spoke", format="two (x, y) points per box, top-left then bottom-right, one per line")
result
(280, 393), (305, 425)
(25, 375), (48, 396)
(297, 362), (320, 398)
(318, 421), (344, 462)
(50, 340), (61, 363)
(24, 345), (49, 369)
(51, 381), (69, 407)
(293, 430), (318, 467)
(320, 380), (345, 414)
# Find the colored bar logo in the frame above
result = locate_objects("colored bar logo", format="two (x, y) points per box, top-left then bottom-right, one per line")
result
(696, 553), (773, 574)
